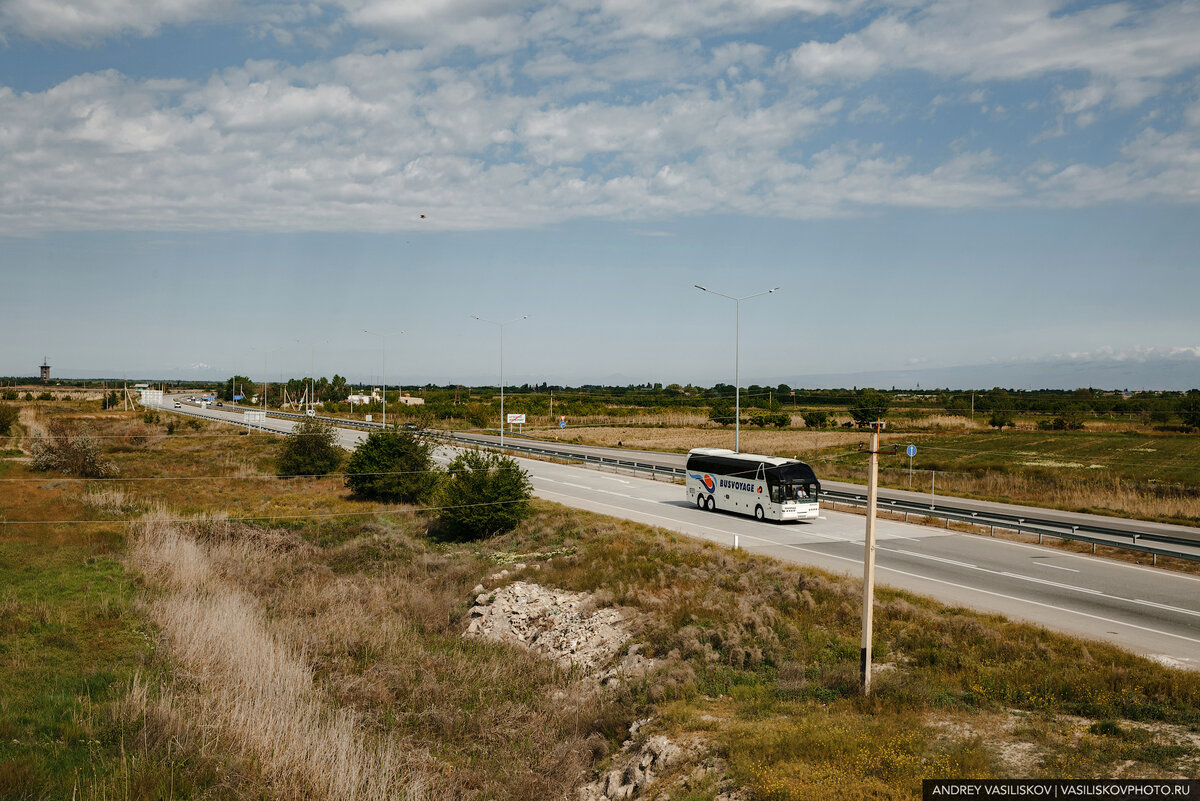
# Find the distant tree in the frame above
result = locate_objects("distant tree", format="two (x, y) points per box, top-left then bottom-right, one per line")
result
(988, 407), (1015, 429)
(0, 404), (17, 436)
(436, 451), (533, 540)
(801, 409), (829, 429)
(849, 389), (890, 428)
(277, 418), (342, 476)
(222, 375), (253, 402)
(345, 430), (438, 503)
(708, 401), (733, 426)
(1179, 390), (1200, 430)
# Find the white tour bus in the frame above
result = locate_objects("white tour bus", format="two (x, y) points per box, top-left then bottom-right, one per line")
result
(686, 448), (820, 522)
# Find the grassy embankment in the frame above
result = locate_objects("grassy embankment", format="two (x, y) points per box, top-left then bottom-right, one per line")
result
(2, 401), (1199, 800)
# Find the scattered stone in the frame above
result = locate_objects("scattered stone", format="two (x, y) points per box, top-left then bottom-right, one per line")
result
(463, 581), (631, 674)
(578, 731), (735, 801)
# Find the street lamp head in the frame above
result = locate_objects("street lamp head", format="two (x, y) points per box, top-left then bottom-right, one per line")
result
(694, 284), (707, 291)
(768, 287), (780, 293)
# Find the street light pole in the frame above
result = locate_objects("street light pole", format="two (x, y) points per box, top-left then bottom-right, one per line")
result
(472, 314), (528, 451)
(694, 284), (779, 453)
(363, 330), (404, 428)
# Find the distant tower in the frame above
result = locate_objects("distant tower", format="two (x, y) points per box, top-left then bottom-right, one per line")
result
(40, 357), (50, 382)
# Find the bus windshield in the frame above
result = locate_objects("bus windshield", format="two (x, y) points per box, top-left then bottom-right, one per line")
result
(780, 482), (814, 501)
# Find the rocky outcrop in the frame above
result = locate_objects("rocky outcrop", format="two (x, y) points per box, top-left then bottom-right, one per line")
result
(464, 580), (631, 674)
(577, 722), (744, 801)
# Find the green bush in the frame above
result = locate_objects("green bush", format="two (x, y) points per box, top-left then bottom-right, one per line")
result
(801, 409), (828, 428)
(988, 407), (1015, 429)
(277, 418), (343, 477)
(435, 450), (533, 540)
(345, 430), (438, 503)
(708, 401), (733, 426)
(0, 404), (17, 436)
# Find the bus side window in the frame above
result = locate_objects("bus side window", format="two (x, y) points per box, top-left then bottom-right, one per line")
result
(770, 484), (781, 503)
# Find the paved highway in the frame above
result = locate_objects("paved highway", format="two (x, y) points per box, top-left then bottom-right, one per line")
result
(447, 431), (1200, 545)
(157, 397), (1200, 669)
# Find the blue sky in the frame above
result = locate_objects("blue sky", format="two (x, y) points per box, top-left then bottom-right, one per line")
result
(2, 0), (1198, 389)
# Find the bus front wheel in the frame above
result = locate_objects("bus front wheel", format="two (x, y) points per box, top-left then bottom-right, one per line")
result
(696, 494), (706, 510)
(754, 505), (765, 521)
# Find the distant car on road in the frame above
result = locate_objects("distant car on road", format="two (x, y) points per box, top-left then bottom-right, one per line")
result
(403, 422), (419, 430)
(215, 402), (223, 407)
(174, 402), (181, 408)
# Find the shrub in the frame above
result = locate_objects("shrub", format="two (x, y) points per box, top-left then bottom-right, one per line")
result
(435, 450), (532, 540)
(345, 430), (438, 503)
(30, 421), (117, 478)
(0, 404), (17, 436)
(988, 408), (1015, 429)
(801, 410), (828, 429)
(1, 390), (17, 400)
(708, 401), (733, 426)
(37, 392), (53, 401)
(277, 418), (342, 477)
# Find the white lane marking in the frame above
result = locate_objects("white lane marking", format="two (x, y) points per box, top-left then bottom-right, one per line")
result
(999, 572), (1105, 596)
(1131, 599), (1200, 620)
(535, 489), (1200, 647)
(892, 512), (1200, 585)
(1034, 562), (1080, 573)
(599, 476), (632, 484)
(533, 489), (750, 539)
(892, 549), (977, 570)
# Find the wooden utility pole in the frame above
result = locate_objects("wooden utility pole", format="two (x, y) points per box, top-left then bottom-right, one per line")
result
(860, 419), (882, 695)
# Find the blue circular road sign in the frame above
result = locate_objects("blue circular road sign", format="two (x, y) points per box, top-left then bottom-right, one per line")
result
(906, 444), (917, 458)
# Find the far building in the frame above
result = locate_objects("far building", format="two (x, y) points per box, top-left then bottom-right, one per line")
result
(40, 358), (50, 382)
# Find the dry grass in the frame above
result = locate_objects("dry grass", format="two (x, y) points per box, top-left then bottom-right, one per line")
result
(128, 508), (421, 801)
(560, 424), (897, 456)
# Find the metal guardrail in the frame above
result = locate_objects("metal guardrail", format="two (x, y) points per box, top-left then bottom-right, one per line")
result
(821, 489), (1200, 565)
(166, 402), (1200, 564)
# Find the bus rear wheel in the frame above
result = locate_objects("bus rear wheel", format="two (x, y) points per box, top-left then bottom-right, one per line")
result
(705, 495), (715, 512)
(754, 505), (765, 521)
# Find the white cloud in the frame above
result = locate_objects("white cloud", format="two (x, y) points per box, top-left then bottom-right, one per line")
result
(0, 0), (266, 44)
(782, 0), (1200, 100)
(1, 1), (1198, 234)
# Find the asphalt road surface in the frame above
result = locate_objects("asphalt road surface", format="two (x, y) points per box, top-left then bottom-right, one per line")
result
(158, 397), (1200, 669)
